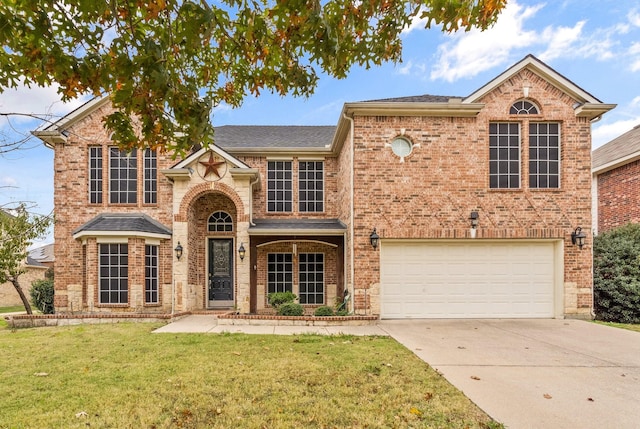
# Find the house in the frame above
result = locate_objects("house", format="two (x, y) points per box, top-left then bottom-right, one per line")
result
(0, 211), (49, 307)
(592, 124), (640, 234)
(33, 55), (614, 319)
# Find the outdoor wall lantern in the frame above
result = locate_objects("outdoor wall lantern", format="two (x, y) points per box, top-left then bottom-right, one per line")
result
(174, 242), (183, 260)
(238, 243), (246, 261)
(469, 211), (479, 229)
(571, 227), (587, 249)
(370, 228), (380, 250)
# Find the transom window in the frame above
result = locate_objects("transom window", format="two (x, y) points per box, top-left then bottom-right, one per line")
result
(99, 243), (128, 304)
(208, 211), (233, 232)
(510, 100), (539, 115)
(489, 123), (521, 189)
(109, 147), (137, 204)
(89, 147), (103, 204)
(145, 244), (159, 304)
(299, 161), (324, 212)
(267, 253), (293, 294)
(299, 253), (324, 304)
(529, 123), (560, 188)
(267, 161), (293, 212)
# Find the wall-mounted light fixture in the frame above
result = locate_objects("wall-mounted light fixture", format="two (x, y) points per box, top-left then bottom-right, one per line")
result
(370, 228), (380, 250)
(571, 227), (586, 249)
(523, 80), (531, 98)
(238, 242), (246, 261)
(174, 242), (183, 260)
(470, 211), (479, 228)
(469, 211), (479, 239)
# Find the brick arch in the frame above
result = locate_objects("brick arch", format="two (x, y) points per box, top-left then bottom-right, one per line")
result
(177, 182), (247, 222)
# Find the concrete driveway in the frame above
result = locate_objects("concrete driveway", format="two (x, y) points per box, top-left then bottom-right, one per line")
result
(378, 319), (640, 429)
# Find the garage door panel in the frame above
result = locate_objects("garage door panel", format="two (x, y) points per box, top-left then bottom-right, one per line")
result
(380, 241), (557, 319)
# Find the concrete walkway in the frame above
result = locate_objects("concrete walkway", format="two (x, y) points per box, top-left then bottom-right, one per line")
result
(152, 314), (389, 336)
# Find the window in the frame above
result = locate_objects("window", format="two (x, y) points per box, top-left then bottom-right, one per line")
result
(145, 245), (158, 304)
(510, 100), (539, 115)
(489, 123), (520, 189)
(110, 147), (137, 204)
(99, 243), (128, 304)
(208, 211), (233, 232)
(529, 123), (560, 188)
(299, 253), (324, 304)
(299, 161), (324, 212)
(89, 147), (103, 204)
(267, 253), (293, 294)
(143, 149), (157, 204)
(267, 161), (292, 212)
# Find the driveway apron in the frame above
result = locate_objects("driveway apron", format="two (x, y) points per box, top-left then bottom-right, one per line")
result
(378, 319), (640, 429)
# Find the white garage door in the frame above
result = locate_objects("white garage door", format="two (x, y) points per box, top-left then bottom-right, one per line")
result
(380, 241), (557, 319)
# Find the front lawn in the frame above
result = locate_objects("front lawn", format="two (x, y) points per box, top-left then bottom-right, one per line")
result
(595, 321), (640, 333)
(0, 305), (26, 314)
(0, 323), (501, 428)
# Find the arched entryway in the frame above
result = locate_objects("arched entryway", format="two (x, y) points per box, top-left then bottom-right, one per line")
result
(187, 192), (239, 310)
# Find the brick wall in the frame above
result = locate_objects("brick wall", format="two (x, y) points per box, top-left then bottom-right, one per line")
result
(597, 160), (640, 232)
(349, 69), (593, 316)
(52, 103), (175, 313)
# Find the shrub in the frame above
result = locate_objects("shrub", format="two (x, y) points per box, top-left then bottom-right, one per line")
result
(593, 223), (640, 323)
(314, 306), (334, 316)
(277, 302), (304, 316)
(335, 308), (349, 316)
(30, 279), (54, 314)
(268, 291), (297, 308)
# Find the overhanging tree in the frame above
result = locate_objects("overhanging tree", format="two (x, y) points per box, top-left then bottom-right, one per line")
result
(0, 0), (506, 155)
(0, 205), (52, 314)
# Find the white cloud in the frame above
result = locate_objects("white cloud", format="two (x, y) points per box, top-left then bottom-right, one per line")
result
(592, 118), (640, 148)
(0, 83), (88, 129)
(629, 9), (640, 27)
(430, 1), (544, 82)
(0, 176), (18, 187)
(537, 21), (586, 61)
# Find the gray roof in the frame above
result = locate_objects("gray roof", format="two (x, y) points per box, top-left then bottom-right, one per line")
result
(26, 256), (46, 267)
(362, 94), (459, 103)
(593, 124), (640, 171)
(249, 218), (347, 235)
(73, 213), (172, 236)
(28, 243), (55, 263)
(213, 125), (336, 149)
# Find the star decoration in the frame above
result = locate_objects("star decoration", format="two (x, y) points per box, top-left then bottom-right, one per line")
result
(199, 152), (226, 179)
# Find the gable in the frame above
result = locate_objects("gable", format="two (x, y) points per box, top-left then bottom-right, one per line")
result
(464, 55), (615, 121)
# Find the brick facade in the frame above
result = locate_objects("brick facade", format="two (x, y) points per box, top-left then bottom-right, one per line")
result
(38, 56), (611, 318)
(597, 160), (640, 232)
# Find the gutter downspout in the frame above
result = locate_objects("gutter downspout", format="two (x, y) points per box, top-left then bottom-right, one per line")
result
(343, 112), (355, 314)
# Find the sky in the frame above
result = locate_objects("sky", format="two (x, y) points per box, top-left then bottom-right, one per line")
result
(1, 0), (639, 247)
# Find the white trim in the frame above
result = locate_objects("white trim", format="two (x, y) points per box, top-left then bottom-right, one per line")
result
(266, 156), (294, 161)
(592, 151), (640, 175)
(173, 145), (251, 170)
(77, 231), (171, 241)
(96, 237), (129, 244)
(145, 238), (161, 245)
(256, 239), (338, 248)
(464, 56), (601, 104)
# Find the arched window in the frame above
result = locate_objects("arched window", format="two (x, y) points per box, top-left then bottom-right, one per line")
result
(208, 211), (233, 232)
(510, 100), (539, 115)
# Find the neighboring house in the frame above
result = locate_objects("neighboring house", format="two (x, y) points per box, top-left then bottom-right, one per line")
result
(0, 212), (49, 307)
(592, 124), (640, 234)
(33, 55), (614, 319)
(28, 243), (55, 269)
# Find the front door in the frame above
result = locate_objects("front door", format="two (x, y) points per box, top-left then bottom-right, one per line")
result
(208, 238), (234, 308)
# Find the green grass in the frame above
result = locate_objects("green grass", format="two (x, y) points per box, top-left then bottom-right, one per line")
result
(0, 305), (26, 314)
(0, 323), (501, 429)
(595, 321), (640, 333)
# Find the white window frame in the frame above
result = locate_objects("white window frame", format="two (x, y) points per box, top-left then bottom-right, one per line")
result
(267, 161), (293, 212)
(109, 147), (137, 204)
(99, 243), (128, 304)
(298, 253), (324, 305)
(298, 161), (324, 212)
(489, 122), (521, 189)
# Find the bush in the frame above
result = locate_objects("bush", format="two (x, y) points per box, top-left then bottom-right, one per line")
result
(593, 223), (640, 323)
(277, 302), (304, 316)
(314, 306), (334, 316)
(30, 279), (54, 314)
(268, 291), (297, 308)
